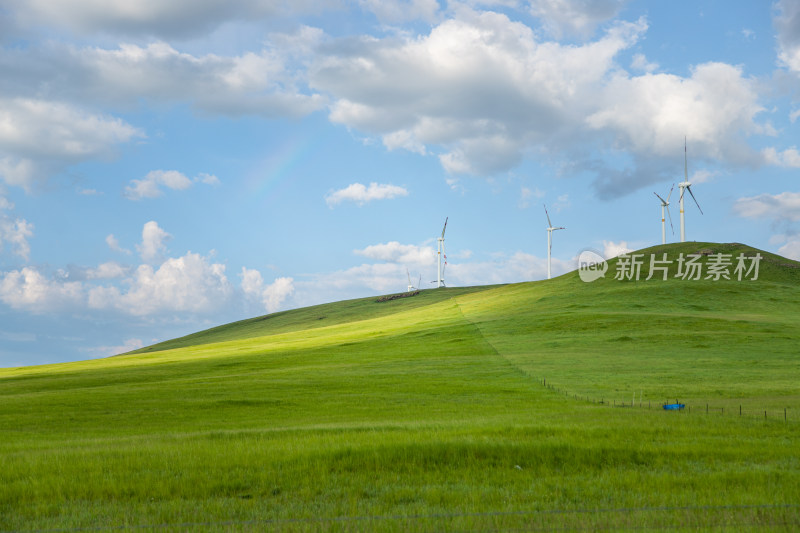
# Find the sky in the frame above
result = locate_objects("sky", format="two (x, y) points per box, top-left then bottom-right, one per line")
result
(2, 0), (800, 367)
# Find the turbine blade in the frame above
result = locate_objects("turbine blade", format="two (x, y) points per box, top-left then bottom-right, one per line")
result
(667, 183), (674, 202)
(666, 205), (674, 234)
(441, 216), (448, 239)
(687, 186), (703, 214)
(684, 137), (688, 181)
(654, 192), (667, 204)
(544, 204), (552, 227)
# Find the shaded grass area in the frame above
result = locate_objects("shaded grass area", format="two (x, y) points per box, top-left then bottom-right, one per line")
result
(1, 242), (799, 530)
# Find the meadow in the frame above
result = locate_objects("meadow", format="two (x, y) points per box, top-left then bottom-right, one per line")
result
(1, 242), (799, 531)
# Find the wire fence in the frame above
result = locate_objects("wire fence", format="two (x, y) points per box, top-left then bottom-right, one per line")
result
(540, 378), (796, 423)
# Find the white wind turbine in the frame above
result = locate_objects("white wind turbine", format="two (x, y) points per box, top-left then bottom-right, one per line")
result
(434, 217), (448, 288)
(406, 269), (421, 292)
(544, 205), (564, 280)
(653, 184), (675, 245)
(678, 139), (703, 242)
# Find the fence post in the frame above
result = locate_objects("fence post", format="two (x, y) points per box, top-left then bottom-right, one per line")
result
(740, 405), (741, 416)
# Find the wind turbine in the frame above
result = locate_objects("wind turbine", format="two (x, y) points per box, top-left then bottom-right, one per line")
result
(544, 205), (564, 280)
(678, 138), (703, 242)
(434, 217), (448, 288)
(407, 268), (415, 292)
(653, 184), (674, 245)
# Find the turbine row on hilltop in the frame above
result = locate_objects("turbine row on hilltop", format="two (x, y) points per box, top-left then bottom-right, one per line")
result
(409, 141), (704, 291)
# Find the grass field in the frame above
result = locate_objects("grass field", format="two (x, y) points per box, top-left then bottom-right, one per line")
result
(1, 242), (799, 531)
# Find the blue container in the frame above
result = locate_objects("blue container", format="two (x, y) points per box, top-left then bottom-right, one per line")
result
(663, 403), (685, 410)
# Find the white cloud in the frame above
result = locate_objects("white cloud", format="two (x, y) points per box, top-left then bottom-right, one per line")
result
(85, 338), (144, 358)
(123, 170), (218, 200)
(298, 262), (412, 299)
(358, 0), (440, 23)
(762, 147), (800, 167)
(125, 170), (192, 200)
(240, 268), (295, 313)
(690, 169), (719, 184)
(67, 41), (324, 118)
(312, 12), (647, 178)
(88, 252), (232, 316)
(447, 251), (571, 284)
(85, 262), (130, 280)
(0, 214), (33, 260)
(196, 173), (220, 186)
(586, 63), (767, 165)
(137, 221), (171, 263)
(354, 241), (435, 264)
(528, 0), (630, 39)
(325, 182), (409, 206)
(0, 98), (143, 189)
(779, 238), (800, 260)
(9, 0), (337, 39)
(630, 53), (658, 73)
(775, 0), (800, 73)
(106, 234), (132, 255)
(733, 192), (800, 222)
(0, 267), (84, 313)
(602, 240), (632, 259)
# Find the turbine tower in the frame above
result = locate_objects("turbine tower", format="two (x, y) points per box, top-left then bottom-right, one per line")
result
(653, 184), (674, 245)
(678, 139), (703, 242)
(436, 217), (448, 288)
(544, 205), (564, 280)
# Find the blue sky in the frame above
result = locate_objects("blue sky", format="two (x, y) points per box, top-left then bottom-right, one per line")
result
(2, 0), (800, 367)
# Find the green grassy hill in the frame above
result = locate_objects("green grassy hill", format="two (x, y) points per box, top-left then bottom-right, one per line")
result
(1, 242), (799, 531)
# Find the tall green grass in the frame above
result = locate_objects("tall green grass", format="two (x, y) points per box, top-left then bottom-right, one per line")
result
(1, 242), (799, 531)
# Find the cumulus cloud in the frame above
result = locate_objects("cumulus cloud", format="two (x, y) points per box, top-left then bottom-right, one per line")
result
(125, 170), (192, 200)
(0, 40), (326, 120)
(8, 0), (337, 39)
(124, 170), (219, 200)
(106, 234), (132, 255)
(585, 62), (768, 195)
(85, 338), (144, 358)
(602, 240), (632, 259)
(775, 0), (800, 73)
(0, 267), (84, 313)
(354, 241), (435, 264)
(0, 213), (33, 260)
(0, 98), (142, 189)
(762, 147), (800, 167)
(733, 191), (800, 222)
(447, 251), (571, 285)
(85, 262), (130, 280)
(137, 221), (171, 263)
(528, 0), (631, 39)
(89, 252), (232, 316)
(779, 238), (800, 260)
(240, 268), (295, 313)
(311, 12), (647, 179)
(325, 182), (408, 206)
(358, 0), (440, 24)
